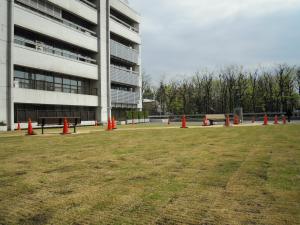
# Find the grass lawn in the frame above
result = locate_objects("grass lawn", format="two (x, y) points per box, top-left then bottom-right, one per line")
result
(0, 125), (299, 225)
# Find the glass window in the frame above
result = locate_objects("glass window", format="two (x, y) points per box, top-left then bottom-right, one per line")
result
(14, 67), (93, 95)
(63, 85), (71, 93)
(71, 85), (78, 94)
(55, 77), (62, 84)
(54, 83), (62, 92)
(71, 80), (77, 86)
(63, 78), (71, 85)
(36, 74), (44, 90)
(45, 75), (53, 91)
(63, 78), (71, 93)
(14, 70), (25, 79)
(36, 74), (44, 81)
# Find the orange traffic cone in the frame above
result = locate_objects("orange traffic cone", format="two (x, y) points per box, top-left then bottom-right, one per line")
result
(203, 116), (208, 126)
(27, 118), (33, 135)
(112, 117), (117, 129)
(282, 115), (287, 125)
(107, 117), (112, 131)
(274, 115), (279, 125)
(17, 122), (21, 131)
(263, 114), (268, 126)
(225, 115), (230, 127)
(181, 115), (188, 128)
(234, 115), (239, 125)
(63, 118), (70, 134)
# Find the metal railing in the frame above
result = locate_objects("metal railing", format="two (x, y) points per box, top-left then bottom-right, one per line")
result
(77, 0), (97, 9)
(14, 36), (97, 65)
(110, 14), (139, 33)
(15, 0), (97, 37)
(111, 89), (140, 104)
(110, 65), (140, 86)
(110, 40), (139, 64)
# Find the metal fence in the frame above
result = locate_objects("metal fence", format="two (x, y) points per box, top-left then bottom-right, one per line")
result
(110, 40), (139, 64)
(149, 113), (300, 123)
(110, 65), (139, 87)
(111, 89), (140, 105)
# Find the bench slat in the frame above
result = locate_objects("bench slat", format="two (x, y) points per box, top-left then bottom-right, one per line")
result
(206, 114), (225, 120)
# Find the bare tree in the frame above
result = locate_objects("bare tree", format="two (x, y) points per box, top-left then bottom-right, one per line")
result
(142, 71), (154, 99)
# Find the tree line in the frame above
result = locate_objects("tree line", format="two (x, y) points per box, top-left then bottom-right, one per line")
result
(142, 65), (300, 115)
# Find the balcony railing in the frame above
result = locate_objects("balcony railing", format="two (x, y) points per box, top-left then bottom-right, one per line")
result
(110, 14), (139, 33)
(111, 89), (140, 105)
(110, 40), (139, 64)
(111, 65), (139, 87)
(77, 0), (97, 9)
(14, 36), (97, 65)
(15, 0), (96, 37)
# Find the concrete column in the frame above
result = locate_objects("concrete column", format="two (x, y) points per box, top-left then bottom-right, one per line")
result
(137, 44), (143, 110)
(0, 0), (13, 130)
(96, 0), (110, 123)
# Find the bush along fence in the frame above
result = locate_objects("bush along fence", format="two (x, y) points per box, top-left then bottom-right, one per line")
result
(126, 111), (150, 124)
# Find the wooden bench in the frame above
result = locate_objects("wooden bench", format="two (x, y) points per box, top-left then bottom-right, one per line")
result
(205, 114), (226, 125)
(38, 117), (81, 134)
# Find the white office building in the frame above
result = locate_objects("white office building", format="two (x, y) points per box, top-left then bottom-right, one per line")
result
(0, 0), (142, 131)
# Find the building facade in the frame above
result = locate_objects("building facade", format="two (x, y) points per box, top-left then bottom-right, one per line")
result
(0, 0), (142, 130)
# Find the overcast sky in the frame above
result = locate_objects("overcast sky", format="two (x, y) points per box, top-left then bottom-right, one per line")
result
(128, 0), (300, 83)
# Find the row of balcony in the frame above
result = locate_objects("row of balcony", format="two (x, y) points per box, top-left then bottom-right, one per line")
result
(15, 1), (141, 55)
(15, 0), (96, 36)
(13, 87), (140, 106)
(14, 39), (141, 87)
(14, 4), (98, 52)
(14, 36), (96, 64)
(110, 14), (139, 33)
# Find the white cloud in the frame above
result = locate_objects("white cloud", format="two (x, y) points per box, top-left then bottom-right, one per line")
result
(137, 0), (300, 32)
(129, 0), (300, 81)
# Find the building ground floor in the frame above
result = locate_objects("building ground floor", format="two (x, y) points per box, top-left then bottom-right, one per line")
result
(12, 103), (140, 124)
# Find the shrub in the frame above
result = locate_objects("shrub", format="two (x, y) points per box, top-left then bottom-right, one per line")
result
(126, 111), (132, 120)
(138, 111), (144, 119)
(143, 111), (149, 119)
(132, 111), (138, 119)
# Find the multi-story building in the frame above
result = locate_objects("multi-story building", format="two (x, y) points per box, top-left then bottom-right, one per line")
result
(0, 0), (142, 131)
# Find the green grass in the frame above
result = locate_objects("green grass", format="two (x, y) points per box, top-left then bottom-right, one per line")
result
(0, 125), (299, 225)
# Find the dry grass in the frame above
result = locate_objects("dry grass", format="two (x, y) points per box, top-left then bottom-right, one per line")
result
(0, 125), (299, 225)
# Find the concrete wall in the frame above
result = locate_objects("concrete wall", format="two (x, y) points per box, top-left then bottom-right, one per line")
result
(97, 0), (109, 123)
(14, 5), (98, 52)
(110, 0), (141, 23)
(13, 88), (98, 107)
(110, 18), (141, 45)
(48, 0), (97, 24)
(0, 0), (8, 124)
(14, 45), (98, 80)
(137, 44), (142, 109)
